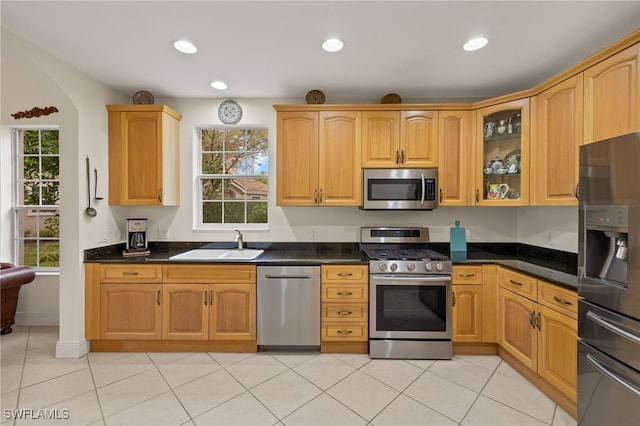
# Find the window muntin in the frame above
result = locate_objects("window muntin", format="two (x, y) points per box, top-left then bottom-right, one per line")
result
(14, 129), (60, 270)
(198, 128), (268, 227)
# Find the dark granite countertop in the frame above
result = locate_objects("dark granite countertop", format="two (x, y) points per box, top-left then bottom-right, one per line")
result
(85, 241), (577, 290)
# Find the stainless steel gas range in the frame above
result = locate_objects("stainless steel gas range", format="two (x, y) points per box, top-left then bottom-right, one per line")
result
(361, 227), (452, 359)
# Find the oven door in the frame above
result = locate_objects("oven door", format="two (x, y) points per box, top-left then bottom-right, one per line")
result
(370, 274), (451, 339)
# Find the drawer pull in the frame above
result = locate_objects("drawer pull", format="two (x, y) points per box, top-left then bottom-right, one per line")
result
(337, 291), (353, 296)
(122, 271), (139, 276)
(509, 279), (523, 287)
(337, 330), (353, 335)
(458, 273), (476, 278)
(553, 296), (573, 306)
(337, 311), (353, 316)
(336, 273), (353, 277)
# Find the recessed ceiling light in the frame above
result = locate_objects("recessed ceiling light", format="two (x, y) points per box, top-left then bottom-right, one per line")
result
(463, 37), (488, 52)
(210, 81), (228, 90)
(322, 38), (344, 52)
(173, 40), (197, 54)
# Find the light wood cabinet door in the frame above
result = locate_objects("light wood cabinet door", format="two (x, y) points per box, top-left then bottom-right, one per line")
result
(531, 74), (583, 206)
(100, 284), (162, 340)
(401, 111), (438, 168)
(537, 304), (577, 401)
(107, 105), (181, 206)
(438, 111), (473, 205)
(498, 287), (537, 371)
(210, 283), (256, 341)
(452, 284), (483, 342)
(319, 111), (362, 206)
(163, 284), (208, 340)
(276, 111), (319, 206)
(362, 111), (400, 168)
(584, 42), (640, 144)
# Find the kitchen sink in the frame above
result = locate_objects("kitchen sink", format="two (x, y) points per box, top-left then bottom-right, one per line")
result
(169, 249), (264, 261)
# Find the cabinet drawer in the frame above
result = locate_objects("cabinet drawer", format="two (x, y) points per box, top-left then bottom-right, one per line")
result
(100, 264), (162, 283)
(321, 322), (368, 341)
(538, 281), (578, 319)
(163, 264), (256, 284)
(498, 267), (537, 300)
(322, 265), (368, 283)
(322, 284), (368, 302)
(322, 303), (368, 321)
(452, 265), (483, 284)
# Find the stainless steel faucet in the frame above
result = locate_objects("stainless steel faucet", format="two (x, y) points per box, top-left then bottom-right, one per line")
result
(234, 229), (244, 249)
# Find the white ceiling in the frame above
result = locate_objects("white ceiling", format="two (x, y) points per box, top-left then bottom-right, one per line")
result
(2, 1), (640, 104)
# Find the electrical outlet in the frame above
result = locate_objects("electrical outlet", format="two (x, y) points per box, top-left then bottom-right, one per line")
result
(99, 230), (108, 242)
(546, 232), (554, 246)
(158, 228), (170, 240)
(310, 228), (318, 240)
(466, 227), (477, 241)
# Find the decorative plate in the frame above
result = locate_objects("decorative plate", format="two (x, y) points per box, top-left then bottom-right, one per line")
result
(218, 99), (242, 124)
(305, 89), (326, 104)
(132, 90), (154, 105)
(504, 149), (521, 173)
(381, 93), (402, 104)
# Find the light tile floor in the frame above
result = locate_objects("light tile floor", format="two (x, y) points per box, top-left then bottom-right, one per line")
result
(1, 327), (577, 426)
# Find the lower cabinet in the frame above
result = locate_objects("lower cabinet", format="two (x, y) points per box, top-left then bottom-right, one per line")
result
(497, 267), (578, 415)
(100, 283), (162, 340)
(320, 264), (369, 353)
(452, 265), (484, 342)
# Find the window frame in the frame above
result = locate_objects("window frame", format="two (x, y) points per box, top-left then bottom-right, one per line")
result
(195, 125), (269, 230)
(12, 127), (60, 272)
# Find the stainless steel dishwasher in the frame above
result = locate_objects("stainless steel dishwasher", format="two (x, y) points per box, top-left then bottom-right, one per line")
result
(257, 266), (321, 348)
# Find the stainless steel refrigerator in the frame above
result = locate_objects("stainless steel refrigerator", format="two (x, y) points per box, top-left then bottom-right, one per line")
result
(578, 131), (640, 425)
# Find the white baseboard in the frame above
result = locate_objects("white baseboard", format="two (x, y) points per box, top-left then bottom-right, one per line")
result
(14, 312), (59, 326)
(56, 338), (90, 359)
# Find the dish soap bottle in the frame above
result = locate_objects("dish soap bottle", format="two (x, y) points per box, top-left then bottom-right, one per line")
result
(450, 220), (467, 262)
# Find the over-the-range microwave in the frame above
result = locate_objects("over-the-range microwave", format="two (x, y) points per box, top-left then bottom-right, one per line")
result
(362, 168), (438, 210)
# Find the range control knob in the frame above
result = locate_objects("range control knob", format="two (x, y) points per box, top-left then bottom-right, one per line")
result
(390, 263), (398, 272)
(425, 262), (433, 272)
(407, 263), (416, 272)
(436, 263), (443, 271)
(378, 263), (387, 272)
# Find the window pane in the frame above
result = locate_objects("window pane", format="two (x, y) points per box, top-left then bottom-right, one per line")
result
(23, 156), (39, 179)
(224, 130), (245, 151)
(223, 202), (245, 223)
(23, 183), (39, 205)
(202, 179), (222, 200)
(22, 130), (40, 154)
(202, 129), (223, 152)
(237, 152), (268, 175)
(42, 157), (60, 179)
(42, 182), (59, 205)
(40, 212), (60, 238)
(224, 179), (245, 201)
(39, 241), (60, 267)
(247, 202), (268, 223)
(40, 130), (59, 154)
(203, 202), (222, 223)
(202, 153), (223, 174)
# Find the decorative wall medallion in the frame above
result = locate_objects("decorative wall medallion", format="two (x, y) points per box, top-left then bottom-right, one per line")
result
(11, 106), (59, 120)
(132, 90), (154, 104)
(218, 99), (243, 124)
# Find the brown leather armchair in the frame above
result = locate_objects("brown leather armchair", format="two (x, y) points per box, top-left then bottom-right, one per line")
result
(1, 262), (36, 335)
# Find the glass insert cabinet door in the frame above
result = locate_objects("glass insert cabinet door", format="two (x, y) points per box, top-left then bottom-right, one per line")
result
(475, 99), (530, 205)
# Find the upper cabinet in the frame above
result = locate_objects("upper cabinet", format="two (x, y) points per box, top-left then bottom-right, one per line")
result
(583, 42), (640, 143)
(438, 111), (474, 206)
(362, 110), (438, 168)
(107, 105), (182, 206)
(276, 111), (362, 206)
(475, 99), (530, 206)
(531, 74), (583, 206)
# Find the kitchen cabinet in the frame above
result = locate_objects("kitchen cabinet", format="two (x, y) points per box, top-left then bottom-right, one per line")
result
(276, 111), (362, 206)
(497, 267), (578, 408)
(583, 42), (640, 144)
(362, 110), (438, 168)
(475, 99), (530, 205)
(438, 111), (474, 206)
(531, 75), (583, 206)
(106, 104), (182, 206)
(162, 265), (256, 341)
(452, 265), (483, 342)
(320, 264), (368, 353)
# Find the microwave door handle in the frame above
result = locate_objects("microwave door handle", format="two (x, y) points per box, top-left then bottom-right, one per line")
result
(421, 173), (425, 205)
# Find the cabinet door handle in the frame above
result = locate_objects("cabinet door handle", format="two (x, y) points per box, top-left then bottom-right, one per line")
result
(337, 311), (353, 316)
(209, 290), (214, 306)
(336, 273), (353, 277)
(536, 312), (541, 330)
(452, 291), (456, 307)
(204, 291), (208, 306)
(314, 189), (318, 203)
(319, 188), (323, 203)
(337, 291), (353, 296)
(509, 279), (523, 287)
(337, 330), (353, 335)
(401, 150), (405, 164)
(395, 150), (400, 165)
(122, 271), (139, 276)
(553, 296), (573, 306)
(439, 188), (443, 203)
(156, 290), (161, 306)
(157, 188), (162, 202)
(476, 189), (480, 203)
(575, 183), (580, 200)
(529, 311), (535, 327)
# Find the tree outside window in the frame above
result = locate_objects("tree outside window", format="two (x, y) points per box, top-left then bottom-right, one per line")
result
(199, 128), (268, 226)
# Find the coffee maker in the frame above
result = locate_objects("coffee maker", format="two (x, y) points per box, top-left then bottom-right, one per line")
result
(126, 218), (148, 252)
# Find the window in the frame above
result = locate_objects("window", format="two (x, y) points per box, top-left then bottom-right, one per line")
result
(14, 128), (60, 270)
(197, 127), (268, 227)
